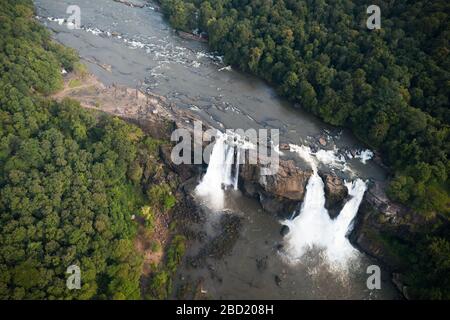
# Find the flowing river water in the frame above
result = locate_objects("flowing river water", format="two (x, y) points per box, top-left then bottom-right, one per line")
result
(34, 0), (400, 299)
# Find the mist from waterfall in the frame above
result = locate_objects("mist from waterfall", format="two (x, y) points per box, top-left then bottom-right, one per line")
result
(283, 144), (367, 267)
(195, 134), (239, 211)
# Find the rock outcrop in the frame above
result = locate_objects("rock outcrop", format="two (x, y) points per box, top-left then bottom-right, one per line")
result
(241, 159), (312, 200)
(239, 159), (312, 217)
(237, 158), (359, 220)
(321, 173), (348, 218)
(261, 160), (312, 200)
(159, 143), (199, 183)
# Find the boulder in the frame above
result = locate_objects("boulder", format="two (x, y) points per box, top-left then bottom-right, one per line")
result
(257, 160), (312, 201)
(239, 160), (311, 216)
(274, 275), (282, 287)
(319, 137), (327, 146)
(280, 225), (290, 237)
(321, 173), (348, 218)
(256, 256), (268, 272)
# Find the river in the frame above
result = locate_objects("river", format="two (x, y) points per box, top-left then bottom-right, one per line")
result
(34, 0), (399, 299)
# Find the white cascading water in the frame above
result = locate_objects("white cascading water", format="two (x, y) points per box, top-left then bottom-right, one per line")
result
(233, 148), (240, 190)
(195, 134), (238, 211)
(223, 142), (235, 186)
(327, 179), (367, 263)
(283, 144), (367, 267)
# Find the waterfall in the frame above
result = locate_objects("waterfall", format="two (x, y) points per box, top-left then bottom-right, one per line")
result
(328, 179), (367, 263)
(282, 172), (332, 259)
(195, 133), (237, 211)
(222, 142), (235, 187)
(233, 148), (240, 190)
(283, 144), (367, 267)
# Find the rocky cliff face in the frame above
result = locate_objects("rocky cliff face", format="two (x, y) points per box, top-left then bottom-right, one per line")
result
(321, 173), (349, 218)
(239, 160), (312, 217)
(239, 160), (351, 219)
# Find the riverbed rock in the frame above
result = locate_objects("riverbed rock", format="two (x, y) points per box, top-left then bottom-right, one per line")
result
(349, 200), (408, 269)
(172, 189), (202, 224)
(256, 256), (268, 272)
(321, 173), (348, 218)
(241, 160), (312, 201)
(239, 160), (311, 216)
(190, 214), (243, 267)
(280, 225), (290, 237)
(274, 275), (282, 287)
(159, 144), (198, 182)
(265, 160), (312, 200)
(319, 137), (327, 146)
(258, 193), (297, 217)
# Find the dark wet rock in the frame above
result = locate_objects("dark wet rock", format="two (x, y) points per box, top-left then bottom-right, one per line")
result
(280, 225), (290, 237)
(320, 173), (348, 218)
(189, 215), (243, 267)
(309, 144), (319, 153)
(392, 273), (410, 300)
(349, 200), (408, 269)
(259, 193), (297, 217)
(186, 256), (199, 269)
(239, 162), (259, 187)
(274, 275), (282, 287)
(256, 256), (268, 272)
(241, 181), (259, 198)
(279, 143), (290, 150)
(172, 190), (202, 223)
(349, 149), (357, 158)
(207, 264), (223, 283)
(276, 243), (284, 251)
(178, 226), (206, 242)
(159, 144), (198, 182)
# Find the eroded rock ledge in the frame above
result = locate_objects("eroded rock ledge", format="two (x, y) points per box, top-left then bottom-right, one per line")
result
(239, 160), (312, 217)
(238, 160), (353, 220)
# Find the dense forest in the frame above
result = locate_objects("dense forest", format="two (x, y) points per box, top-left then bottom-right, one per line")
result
(0, 0), (182, 299)
(158, 0), (450, 298)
